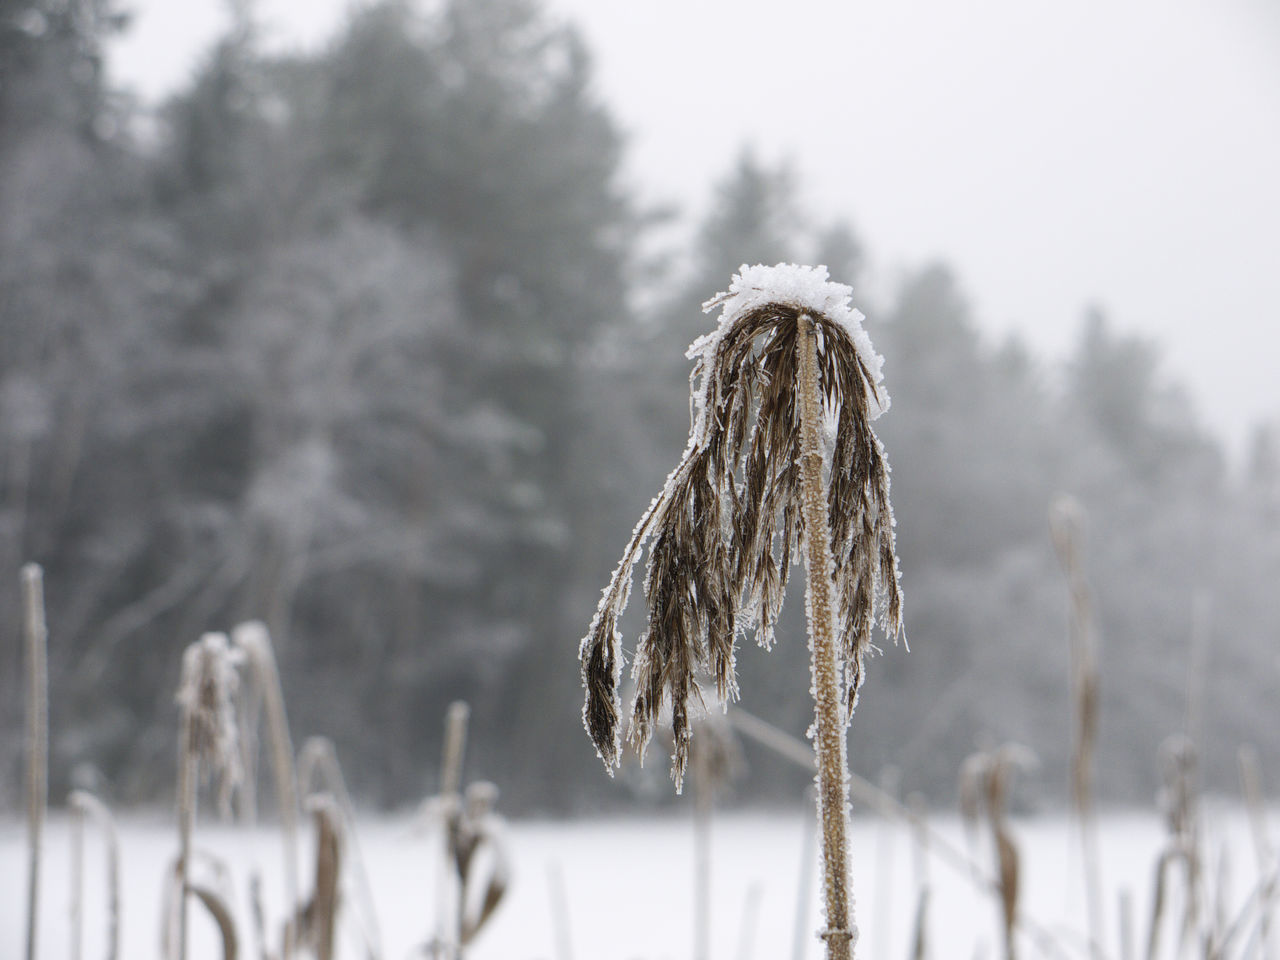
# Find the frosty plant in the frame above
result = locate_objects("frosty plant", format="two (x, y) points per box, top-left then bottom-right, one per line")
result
(173, 632), (245, 960)
(580, 263), (903, 959)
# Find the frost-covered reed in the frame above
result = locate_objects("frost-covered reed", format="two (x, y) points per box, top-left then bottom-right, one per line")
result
(422, 701), (510, 959)
(960, 744), (1037, 960)
(174, 631), (244, 960)
(233, 619), (302, 956)
(68, 789), (121, 960)
(1050, 496), (1104, 958)
(22, 563), (48, 960)
(580, 263), (904, 959)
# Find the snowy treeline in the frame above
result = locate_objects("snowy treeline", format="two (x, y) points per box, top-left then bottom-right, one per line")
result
(2, 0), (1278, 813)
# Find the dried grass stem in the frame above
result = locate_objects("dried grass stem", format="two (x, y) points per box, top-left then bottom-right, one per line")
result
(22, 563), (48, 960)
(797, 313), (855, 958)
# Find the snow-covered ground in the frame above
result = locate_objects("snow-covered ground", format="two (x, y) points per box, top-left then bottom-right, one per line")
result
(1, 804), (1272, 959)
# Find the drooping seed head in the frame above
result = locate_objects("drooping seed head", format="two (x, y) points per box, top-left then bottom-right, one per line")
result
(580, 264), (904, 789)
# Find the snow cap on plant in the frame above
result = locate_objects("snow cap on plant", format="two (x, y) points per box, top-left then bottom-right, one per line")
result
(580, 262), (903, 790)
(691, 263), (890, 430)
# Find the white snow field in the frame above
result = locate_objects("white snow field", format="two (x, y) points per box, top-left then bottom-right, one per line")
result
(1, 804), (1273, 960)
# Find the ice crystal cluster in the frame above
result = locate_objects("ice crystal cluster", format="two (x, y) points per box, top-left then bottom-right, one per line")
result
(580, 263), (903, 789)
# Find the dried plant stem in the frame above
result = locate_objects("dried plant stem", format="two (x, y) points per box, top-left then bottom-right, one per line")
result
(1216, 863), (1280, 957)
(69, 790), (121, 960)
(307, 800), (342, 960)
(261, 651), (299, 957)
(961, 749), (1033, 960)
(72, 794), (84, 960)
(441, 701), (470, 798)
(249, 874), (269, 960)
(730, 706), (1071, 959)
(1145, 849), (1177, 960)
(234, 623), (300, 959)
(1049, 499), (1103, 960)
(298, 737), (384, 960)
(1209, 844), (1231, 956)
(23, 563), (48, 960)
(1154, 735), (1202, 958)
(237, 670), (264, 828)
(909, 889), (930, 960)
(189, 884), (240, 960)
(797, 313), (855, 960)
(176, 661), (200, 960)
(908, 793), (931, 960)
(994, 829), (1020, 960)
(436, 701), (470, 954)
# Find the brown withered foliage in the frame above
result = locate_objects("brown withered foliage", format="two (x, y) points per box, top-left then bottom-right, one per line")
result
(960, 745), (1036, 960)
(580, 291), (902, 789)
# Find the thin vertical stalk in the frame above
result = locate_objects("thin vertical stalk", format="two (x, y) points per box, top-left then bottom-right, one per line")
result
(308, 799), (342, 960)
(962, 748), (1029, 960)
(71, 796), (85, 960)
(1049, 498), (1103, 960)
(68, 790), (121, 960)
(297, 737), (383, 960)
(796, 312), (855, 960)
(908, 793), (931, 960)
(441, 700), (470, 798)
(437, 701), (470, 956)
(176, 671), (198, 960)
(233, 622), (300, 959)
(1178, 600), (1211, 953)
(173, 633), (244, 960)
(23, 563), (48, 960)
(249, 874), (269, 960)
(1146, 850), (1176, 960)
(908, 891), (930, 960)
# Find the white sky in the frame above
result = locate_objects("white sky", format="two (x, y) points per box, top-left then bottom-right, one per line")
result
(108, 0), (1280, 458)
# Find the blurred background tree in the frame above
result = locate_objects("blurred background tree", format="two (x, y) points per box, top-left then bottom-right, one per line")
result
(2, 0), (1277, 813)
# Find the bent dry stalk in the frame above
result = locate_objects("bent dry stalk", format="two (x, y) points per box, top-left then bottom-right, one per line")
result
(232, 620), (301, 959)
(579, 263), (904, 960)
(68, 789), (122, 960)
